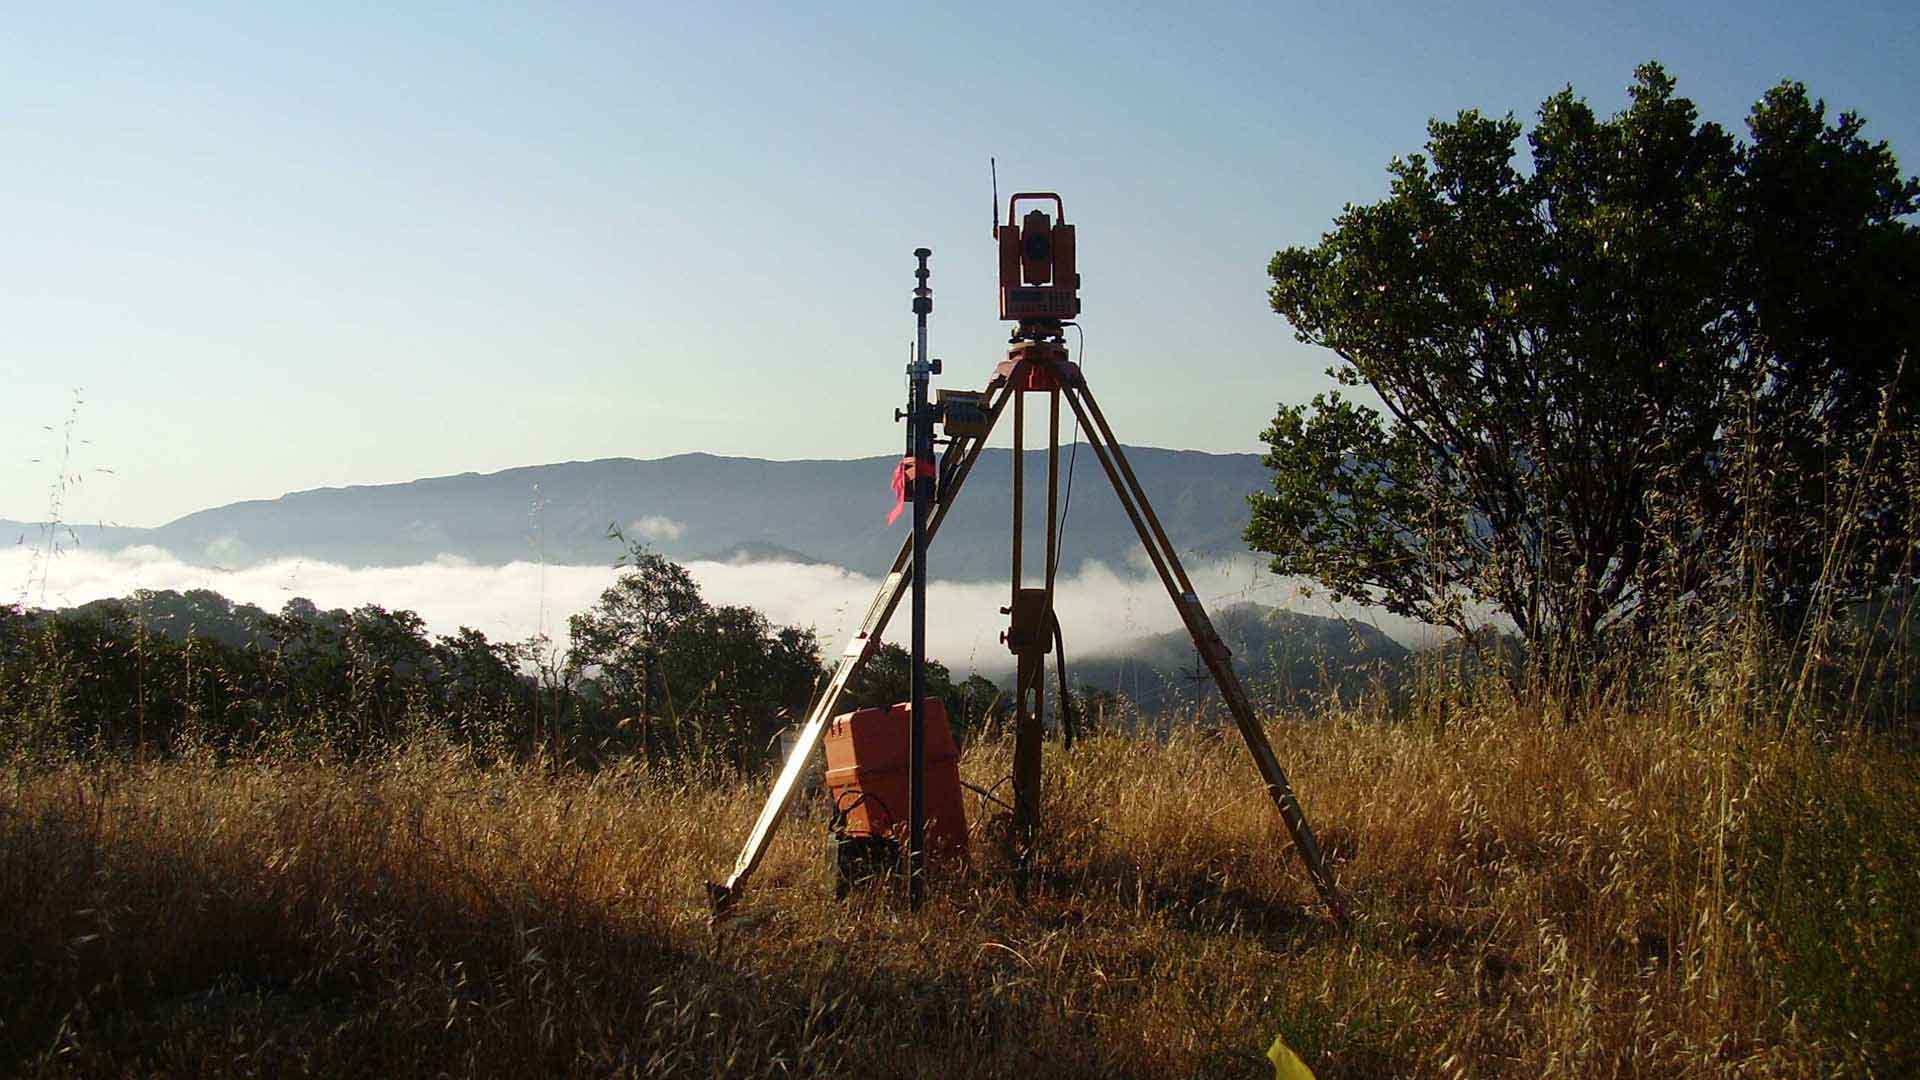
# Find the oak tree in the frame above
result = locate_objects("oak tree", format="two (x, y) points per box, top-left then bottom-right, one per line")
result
(1251, 64), (1918, 660)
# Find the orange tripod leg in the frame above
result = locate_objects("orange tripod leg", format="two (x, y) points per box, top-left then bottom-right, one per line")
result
(1060, 377), (1349, 926)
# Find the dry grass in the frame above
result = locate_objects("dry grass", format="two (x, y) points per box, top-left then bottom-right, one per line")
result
(2, 698), (1915, 1078)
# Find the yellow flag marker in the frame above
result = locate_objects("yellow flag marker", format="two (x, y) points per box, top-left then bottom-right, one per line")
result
(1268, 1032), (1316, 1080)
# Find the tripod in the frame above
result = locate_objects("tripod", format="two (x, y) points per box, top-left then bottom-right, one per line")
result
(706, 318), (1348, 924)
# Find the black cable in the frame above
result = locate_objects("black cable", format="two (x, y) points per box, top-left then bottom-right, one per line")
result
(1052, 323), (1087, 576)
(1052, 611), (1076, 748)
(828, 788), (892, 837)
(960, 778), (1015, 814)
(1050, 322), (1086, 750)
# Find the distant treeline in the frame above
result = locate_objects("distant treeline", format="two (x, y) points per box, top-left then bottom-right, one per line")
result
(0, 547), (1008, 767)
(8, 546), (1907, 768)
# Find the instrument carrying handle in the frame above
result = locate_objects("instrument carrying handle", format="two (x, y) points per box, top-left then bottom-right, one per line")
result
(1005, 192), (1065, 226)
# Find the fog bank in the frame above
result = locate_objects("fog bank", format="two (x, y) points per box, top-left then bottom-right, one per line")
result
(7, 545), (1435, 674)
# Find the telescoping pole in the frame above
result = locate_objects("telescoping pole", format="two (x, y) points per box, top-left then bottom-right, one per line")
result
(906, 247), (935, 910)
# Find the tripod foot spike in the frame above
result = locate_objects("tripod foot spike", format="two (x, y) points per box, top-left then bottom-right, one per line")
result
(705, 881), (738, 924)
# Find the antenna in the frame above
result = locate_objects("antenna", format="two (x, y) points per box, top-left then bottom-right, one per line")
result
(990, 157), (999, 237)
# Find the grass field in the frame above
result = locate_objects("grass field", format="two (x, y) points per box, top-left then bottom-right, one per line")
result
(4, 682), (1915, 1079)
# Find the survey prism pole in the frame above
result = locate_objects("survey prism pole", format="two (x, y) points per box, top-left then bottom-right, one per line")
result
(903, 247), (937, 909)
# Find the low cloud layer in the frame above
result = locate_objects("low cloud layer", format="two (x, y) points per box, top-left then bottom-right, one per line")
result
(6, 544), (1435, 675)
(628, 515), (686, 543)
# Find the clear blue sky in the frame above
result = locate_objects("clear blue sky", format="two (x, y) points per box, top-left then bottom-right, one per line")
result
(5, 1), (1915, 526)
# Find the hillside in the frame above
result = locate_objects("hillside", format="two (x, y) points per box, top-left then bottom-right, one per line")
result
(1071, 602), (1410, 715)
(3, 447), (1269, 582)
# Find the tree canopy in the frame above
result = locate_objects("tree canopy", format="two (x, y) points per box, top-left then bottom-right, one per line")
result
(565, 542), (824, 761)
(1251, 63), (1918, 660)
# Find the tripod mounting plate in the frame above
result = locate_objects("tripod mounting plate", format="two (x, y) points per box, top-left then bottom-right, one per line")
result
(1002, 588), (1054, 656)
(994, 355), (1078, 393)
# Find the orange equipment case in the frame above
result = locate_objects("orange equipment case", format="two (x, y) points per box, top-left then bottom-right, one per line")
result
(822, 699), (969, 861)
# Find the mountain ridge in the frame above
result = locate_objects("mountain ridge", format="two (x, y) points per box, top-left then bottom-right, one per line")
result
(5, 446), (1272, 582)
